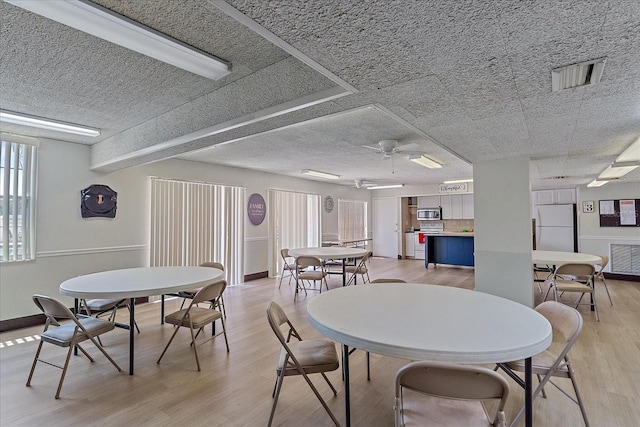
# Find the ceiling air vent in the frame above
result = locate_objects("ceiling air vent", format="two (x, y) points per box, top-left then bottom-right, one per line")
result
(551, 58), (606, 92)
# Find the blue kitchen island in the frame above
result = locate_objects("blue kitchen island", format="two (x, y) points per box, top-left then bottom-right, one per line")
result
(425, 234), (474, 269)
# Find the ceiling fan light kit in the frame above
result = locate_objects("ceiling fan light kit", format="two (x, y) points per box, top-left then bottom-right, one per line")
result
(301, 169), (340, 180)
(409, 154), (442, 169)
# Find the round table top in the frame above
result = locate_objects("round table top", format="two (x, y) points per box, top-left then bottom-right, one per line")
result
(289, 247), (368, 259)
(532, 250), (602, 266)
(59, 266), (224, 299)
(307, 283), (552, 364)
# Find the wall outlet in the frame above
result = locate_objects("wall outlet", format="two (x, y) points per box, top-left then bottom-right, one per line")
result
(582, 200), (594, 213)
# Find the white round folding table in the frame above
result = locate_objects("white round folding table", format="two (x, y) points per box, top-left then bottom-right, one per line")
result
(289, 247), (369, 287)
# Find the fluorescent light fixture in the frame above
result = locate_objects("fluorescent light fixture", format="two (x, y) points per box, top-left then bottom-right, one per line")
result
(587, 179), (607, 187)
(598, 165), (638, 179)
(6, 0), (231, 81)
(367, 184), (405, 190)
(409, 154), (442, 169)
(0, 110), (100, 137)
(443, 178), (473, 184)
(301, 169), (340, 180)
(616, 136), (640, 162)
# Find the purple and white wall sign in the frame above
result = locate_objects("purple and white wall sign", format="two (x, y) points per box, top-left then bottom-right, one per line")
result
(247, 193), (266, 225)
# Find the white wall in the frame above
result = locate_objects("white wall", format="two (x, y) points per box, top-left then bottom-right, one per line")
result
(577, 181), (640, 272)
(0, 140), (370, 321)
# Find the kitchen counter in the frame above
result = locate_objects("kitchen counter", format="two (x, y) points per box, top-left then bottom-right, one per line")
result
(425, 234), (475, 269)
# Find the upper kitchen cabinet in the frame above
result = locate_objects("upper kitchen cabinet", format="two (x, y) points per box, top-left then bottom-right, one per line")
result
(462, 194), (474, 219)
(533, 189), (576, 205)
(440, 194), (474, 219)
(418, 195), (441, 208)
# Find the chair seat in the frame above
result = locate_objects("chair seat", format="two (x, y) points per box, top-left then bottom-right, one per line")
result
(176, 288), (200, 298)
(298, 271), (327, 281)
(399, 389), (492, 427)
(277, 340), (339, 376)
(41, 317), (116, 347)
(85, 298), (125, 311)
(345, 266), (367, 274)
(165, 307), (222, 329)
(504, 350), (570, 377)
(555, 282), (593, 293)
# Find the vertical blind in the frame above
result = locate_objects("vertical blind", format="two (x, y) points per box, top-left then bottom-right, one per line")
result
(268, 189), (320, 275)
(1, 136), (38, 262)
(338, 199), (367, 240)
(150, 178), (244, 285)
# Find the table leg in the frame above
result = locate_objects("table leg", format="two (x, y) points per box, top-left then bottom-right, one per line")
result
(342, 344), (351, 427)
(129, 297), (135, 375)
(73, 298), (79, 356)
(525, 357), (532, 427)
(161, 295), (165, 324)
(342, 260), (346, 287)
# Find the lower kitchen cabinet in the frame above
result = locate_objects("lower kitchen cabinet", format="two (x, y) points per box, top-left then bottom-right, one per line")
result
(425, 235), (474, 268)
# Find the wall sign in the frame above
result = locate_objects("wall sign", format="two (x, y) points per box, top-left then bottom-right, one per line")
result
(439, 183), (468, 193)
(81, 184), (117, 218)
(247, 193), (266, 225)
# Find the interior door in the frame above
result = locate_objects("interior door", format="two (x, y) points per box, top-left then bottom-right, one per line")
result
(373, 197), (398, 258)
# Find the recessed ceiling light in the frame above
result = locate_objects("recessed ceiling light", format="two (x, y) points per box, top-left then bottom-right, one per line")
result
(551, 58), (606, 92)
(443, 179), (473, 184)
(0, 110), (100, 137)
(367, 184), (404, 190)
(409, 154), (442, 169)
(301, 169), (340, 180)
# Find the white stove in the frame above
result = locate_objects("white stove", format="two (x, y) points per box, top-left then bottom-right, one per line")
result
(420, 222), (444, 234)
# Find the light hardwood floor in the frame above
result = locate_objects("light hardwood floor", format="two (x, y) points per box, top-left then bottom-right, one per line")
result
(1, 258), (639, 426)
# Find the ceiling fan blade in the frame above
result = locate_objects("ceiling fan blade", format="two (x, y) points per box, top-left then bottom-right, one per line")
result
(362, 145), (381, 151)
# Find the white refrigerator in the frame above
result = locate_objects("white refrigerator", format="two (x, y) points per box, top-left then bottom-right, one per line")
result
(535, 204), (576, 252)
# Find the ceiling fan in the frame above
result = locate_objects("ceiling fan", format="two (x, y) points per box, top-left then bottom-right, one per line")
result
(362, 139), (421, 160)
(352, 179), (376, 189)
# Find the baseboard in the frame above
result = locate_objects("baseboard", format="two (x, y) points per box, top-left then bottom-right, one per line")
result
(244, 271), (268, 282)
(0, 313), (46, 333)
(606, 272), (639, 282)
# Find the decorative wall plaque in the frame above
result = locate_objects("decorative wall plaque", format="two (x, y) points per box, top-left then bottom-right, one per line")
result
(247, 193), (266, 225)
(81, 184), (117, 218)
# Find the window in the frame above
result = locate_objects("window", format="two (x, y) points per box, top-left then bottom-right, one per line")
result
(338, 199), (367, 241)
(1, 135), (38, 262)
(268, 189), (320, 275)
(150, 178), (245, 285)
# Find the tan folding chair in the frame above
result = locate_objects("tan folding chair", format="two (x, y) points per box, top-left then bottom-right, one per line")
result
(26, 294), (122, 399)
(157, 280), (229, 371)
(295, 256), (329, 298)
(266, 301), (340, 427)
(278, 248), (297, 289)
(395, 361), (509, 427)
(496, 301), (589, 427)
(544, 263), (598, 320)
(345, 251), (371, 285)
(175, 262), (226, 318)
(595, 255), (613, 305)
(371, 278), (407, 283)
(80, 298), (140, 334)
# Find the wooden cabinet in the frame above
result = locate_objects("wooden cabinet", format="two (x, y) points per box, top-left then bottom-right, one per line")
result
(404, 232), (415, 258)
(533, 189), (576, 205)
(462, 194), (474, 219)
(425, 235), (474, 268)
(418, 195), (440, 208)
(441, 194), (473, 219)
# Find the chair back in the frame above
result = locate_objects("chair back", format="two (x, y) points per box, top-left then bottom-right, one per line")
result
(266, 301), (300, 345)
(535, 301), (583, 346)
(296, 256), (322, 269)
(33, 294), (74, 321)
(191, 280), (226, 306)
(200, 261), (224, 271)
(555, 263), (595, 282)
(395, 361), (509, 427)
(596, 255), (608, 277)
(371, 279), (407, 283)
(280, 248), (291, 260)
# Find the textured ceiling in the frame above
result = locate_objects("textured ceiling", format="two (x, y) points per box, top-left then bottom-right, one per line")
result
(1, 0), (639, 189)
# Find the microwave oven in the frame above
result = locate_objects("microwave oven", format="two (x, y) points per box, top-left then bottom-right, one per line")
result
(417, 207), (441, 220)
